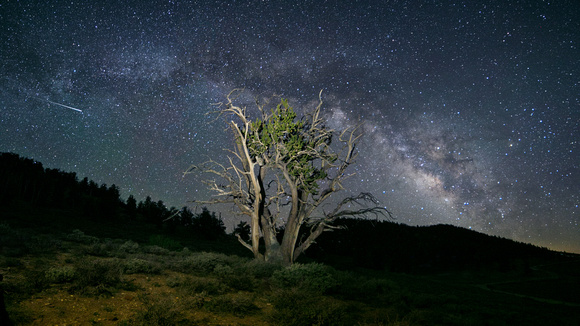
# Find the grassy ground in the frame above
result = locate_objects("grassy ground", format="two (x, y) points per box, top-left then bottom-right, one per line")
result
(1, 208), (579, 325)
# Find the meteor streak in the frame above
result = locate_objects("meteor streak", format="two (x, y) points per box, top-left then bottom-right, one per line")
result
(36, 97), (83, 113)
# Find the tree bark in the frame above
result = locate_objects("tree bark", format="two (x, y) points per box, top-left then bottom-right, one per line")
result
(189, 90), (391, 266)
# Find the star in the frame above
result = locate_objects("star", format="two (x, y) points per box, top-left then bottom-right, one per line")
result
(0, 0), (578, 253)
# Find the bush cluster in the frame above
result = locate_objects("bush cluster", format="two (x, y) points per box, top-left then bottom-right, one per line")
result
(70, 258), (127, 296)
(178, 252), (242, 274)
(240, 259), (283, 279)
(119, 240), (140, 253)
(168, 275), (227, 296)
(45, 266), (75, 284)
(143, 245), (171, 256)
(271, 262), (338, 294)
(269, 288), (355, 326)
(123, 258), (161, 275)
(205, 293), (258, 317)
(67, 229), (99, 244)
(133, 294), (185, 326)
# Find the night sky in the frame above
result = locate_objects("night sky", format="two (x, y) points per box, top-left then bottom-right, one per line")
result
(1, 1), (578, 253)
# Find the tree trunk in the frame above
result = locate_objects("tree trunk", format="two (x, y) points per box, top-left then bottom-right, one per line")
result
(250, 209), (262, 259)
(281, 216), (299, 265)
(259, 210), (283, 264)
(265, 241), (284, 265)
(280, 190), (308, 265)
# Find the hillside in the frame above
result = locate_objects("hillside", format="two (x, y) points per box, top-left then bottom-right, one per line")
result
(1, 152), (579, 325)
(307, 218), (567, 273)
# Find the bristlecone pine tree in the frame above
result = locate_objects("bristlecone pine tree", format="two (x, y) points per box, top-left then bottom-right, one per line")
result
(186, 89), (390, 265)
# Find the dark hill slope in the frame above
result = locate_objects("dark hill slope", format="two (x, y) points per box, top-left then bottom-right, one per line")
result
(305, 217), (569, 273)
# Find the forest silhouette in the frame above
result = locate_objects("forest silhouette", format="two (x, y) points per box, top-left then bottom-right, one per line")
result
(0, 152), (226, 240)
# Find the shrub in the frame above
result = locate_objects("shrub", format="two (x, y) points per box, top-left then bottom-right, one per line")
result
(82, 240), (119, 257)
(133, 294), (186, 325)
(119, 240), (140, 254)
(212, 264), (234, 278)
(271, 263), (338, 294)
(70, 258), (125, 296)
(22, 269), (50, 294)
(241, 259), (283, 279)
(144, 245), (171, 256)
(214, 264), (258, 292)
(225, 274), (258, 292)
(178, 252), (238, 274)
(67, 229), (99, 244)
(269, 289), (355, 326)
(165, 275), (183, 288)
(169, 275), (227, 296)
(45, 266), (76, 283)
(123, 258), (161, 275)
(205, 293), (258, 317)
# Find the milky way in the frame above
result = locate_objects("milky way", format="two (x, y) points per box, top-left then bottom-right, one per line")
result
(1, 1), (578, 253)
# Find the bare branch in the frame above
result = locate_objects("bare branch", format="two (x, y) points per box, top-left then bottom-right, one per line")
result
(236, 233), (254, 252)
(185, 89), (391, 265)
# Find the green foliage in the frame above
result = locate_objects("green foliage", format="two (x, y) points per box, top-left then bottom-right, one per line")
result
(241, 259), (283, 279)
(123, 258), (161, 275)
(271, 262), (338, 294)
(168, 275), (227, 296)
(247, 98), (330, 194)
(178, 252), (242, 275)
(82, 239), (118, 257)
(213, 263), (260, 292)
(248, 98), (301, 157)
(119, 240), (140, 254)
(179, 247), (192, 256)
(144, 245), (171, 255)
(204, 293), (259, 317)
(212, 263), (234, 278)
(67, 229), (99, 245)
(45, 266), (76, 284)
(269, 289), (355, 326)
(70, 258), (127, 296)
(22, 269), (50, 294)
(133, 294), (186, 326)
